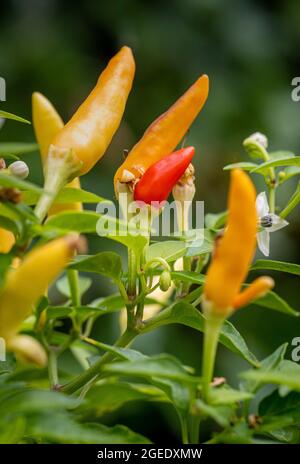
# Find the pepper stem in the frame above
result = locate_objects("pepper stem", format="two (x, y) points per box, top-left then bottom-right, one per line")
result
(201, 310), (224, 402)
(34, 146), (82, 222)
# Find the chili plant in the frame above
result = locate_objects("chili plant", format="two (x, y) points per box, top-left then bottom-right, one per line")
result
(0, 47), (299, 445)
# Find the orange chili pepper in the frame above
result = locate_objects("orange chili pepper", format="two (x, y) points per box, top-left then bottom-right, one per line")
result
(52, 46), (135, 176)
(204, 170), (273, 315)
(114, 74), (209, 194)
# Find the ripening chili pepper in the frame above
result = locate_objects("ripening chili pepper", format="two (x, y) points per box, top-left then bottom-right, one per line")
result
(233, 276), (275, 310)
(0, 227), (15, 253)
(32, 92), (82, 214)
(52, 46), (135, 176)
(0, 234), (80, 365)
(114, 74), (208, 194)
(134, 147), (195, 205)
(32, 92), (64, 163)
(203, 169), (274, 316)
(34, 47), (135, 222)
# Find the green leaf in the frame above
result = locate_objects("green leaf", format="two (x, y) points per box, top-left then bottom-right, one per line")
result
(69, 252), (122, 282)
(242, 344), (288, 393)
(46, 211), (102, 234)
(205, 211), (227, 230)
(210, 421), (253, 444)
(223, 162), (258, 171)
(108, 231), (148, 256)
(0, 389), (77, 416)
(0, 172), (42, 193)
(102, 353), (196, 415)
(259, 390), (300, 423)
(46, 306), (73, 320)
(146, 241), (186, 263)
(82, 382), (167, 415)
(251, 259), (300, 276)
(0, 111), (30, 124)
(0, 416), (25, 444)
(192, 399), (233, 427)
(171, 271), (205, 285)
(103, 354), (200, 384)
(0, 252), (13, 289)
(87, 343), (191, 414)
(23, 187), (108, 206)
(46, 212), (148, 255)
(209, 387), (253, 405)
(241, 360), (300, 392)
(143, 302), (259, 366)
(0, 142), (38, 156)
(56, 275), (92, 298)
(269, 150), (296, 159)
(0, 216), (19, 236)
(253, 290), (299, 317)
(251, 156), (300, 174)
(185, 237), (213, 257)
(27, 412), (151, 444)
(89, 342), (146, 363)
(90, 294), (125, 314)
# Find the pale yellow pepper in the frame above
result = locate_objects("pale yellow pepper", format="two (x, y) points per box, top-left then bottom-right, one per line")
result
(34, 47), (135, 222)
(0, 235), (80, 365)
(52, 46), (135, 176)
(0, 227), (15, 253)
(32, 92), (82, 214)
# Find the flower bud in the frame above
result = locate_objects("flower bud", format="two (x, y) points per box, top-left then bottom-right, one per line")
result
(9, 160), (29, 179)
(243, 132), (269, 161)
(246, 132), (268, 149)
(278, 171), (286, 181)
(159, 270), (172, 292)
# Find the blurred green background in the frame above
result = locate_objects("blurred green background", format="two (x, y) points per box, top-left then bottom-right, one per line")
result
(0, 0), (299, 442)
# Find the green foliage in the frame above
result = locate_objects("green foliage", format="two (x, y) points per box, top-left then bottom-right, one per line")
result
(0, 71), (299, 445)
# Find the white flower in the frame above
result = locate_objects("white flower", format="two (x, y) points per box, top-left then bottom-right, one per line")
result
(256, 192), (288, 257)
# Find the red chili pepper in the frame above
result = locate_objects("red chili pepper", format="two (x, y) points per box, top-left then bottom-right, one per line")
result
(134, 146), (195, 205)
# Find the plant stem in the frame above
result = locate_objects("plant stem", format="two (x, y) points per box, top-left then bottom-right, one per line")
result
(189, 415), (201, 444)
(34, 171), (65, 223)
(48, 349), (59, 389)
(202, 315), (223, 402)
(61, 329), (137, 394)
(179, 416), (189, 444)
(268, 173), (276, 214)
(280, 190), (300, 219)
(67, 269), (81, 307)
(35, 147), (81, 222)
(127, 249), (137, 299)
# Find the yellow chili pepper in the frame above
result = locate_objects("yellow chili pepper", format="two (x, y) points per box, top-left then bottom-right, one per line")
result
(32, 92), (82, 214)
(52, 46), (135, 176)
(233, 276), (274, 309)
(114, 74), (209, 193)
(0, 227), (15, 253)
(7, 335), (47, 367)
(32, 91), (64, 162)
(0, 235), (80, 363)
(204, 169), (273, 315)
